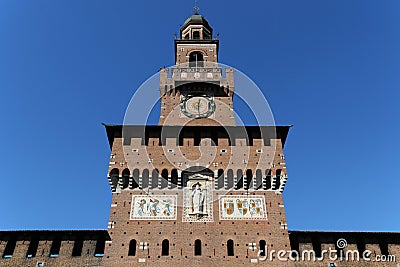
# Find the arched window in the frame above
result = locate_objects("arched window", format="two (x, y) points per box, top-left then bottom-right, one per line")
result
(109, 168), (119, 189)
(161, 239), (169, 256)
(227, 169), (234, 189)
(122, 169), (130, 189)
(151, 169), (159, 189)
(227, 239), (234, 256)
(264, 169), (271, 190)
(109, 168), (119, 176)
(259, 240), (266, 256)
(171, 169), (178, 188)
(133, 169), (140, 189)
(161, 169), (169, 189)
(275, 169), (282, 190)
(141, 169), (149, 189)
(128, 240), (136, 256)
(245, 169), (253, 190)
(217, 169), (224, 189)
(189, 52), (204, 67)
(194, 239), (201, 256)
(236, 169), (243, 189)
(142, 169), (149, 189)
(255, 169), (263, 190)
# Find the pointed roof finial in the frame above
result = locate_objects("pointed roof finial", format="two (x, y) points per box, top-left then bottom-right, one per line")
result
(193, 0), (199, 14)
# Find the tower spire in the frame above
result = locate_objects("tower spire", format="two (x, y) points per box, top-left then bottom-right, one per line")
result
(193, 0), (199, 14)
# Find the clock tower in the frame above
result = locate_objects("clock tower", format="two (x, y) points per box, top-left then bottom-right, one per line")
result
(159, 11), (235, 126)
(103, 9), (291, 267)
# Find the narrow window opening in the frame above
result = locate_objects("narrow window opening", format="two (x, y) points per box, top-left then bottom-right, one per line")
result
(3, 239), (16, 258)
(122, 169), (130, 189)
(335, 242), (344, 259)
(109, 168), (119, 190)
(217, 169), (224, 189)
(49, 239), (61, 258)
(259, 240), (266, 256)
(141, 168), (150, 189)
(379, 243), (389, 256)
(72, 238), (83, 257)
(227, 169), (234, 189)
(236, 170), (243, 189)
(151, 169), (159, 189)
(128, 239), (137, 256)
(193, 31), (200, 40)
(274, 169), (282, 190)
(161, 239), (169, 256)
(356, 240), (365, 254)
(227, 239), (234, 256)
(311, 239), (321, 258)
(94, 238), (106, 257)
(245, 169), (253, 190)
(26, 239), (39, 258)
(194, 239), (202, 256)
(171, 169), (178, 188)
(255, 169), (263, 190)
(133, 169), (140, 189)
(161, 169), (169, 189)
(264, 169), (271, 190)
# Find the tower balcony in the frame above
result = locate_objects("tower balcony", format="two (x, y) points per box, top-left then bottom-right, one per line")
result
(159, 66), (235, 96)
(172, 66), (222, 81)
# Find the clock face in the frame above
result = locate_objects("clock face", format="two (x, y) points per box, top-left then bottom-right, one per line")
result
(180, 94), (215, 118)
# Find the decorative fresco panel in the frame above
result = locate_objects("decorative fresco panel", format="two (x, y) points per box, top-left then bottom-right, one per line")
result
(130, 195), (177, 220)
(219, 196), (267, 220)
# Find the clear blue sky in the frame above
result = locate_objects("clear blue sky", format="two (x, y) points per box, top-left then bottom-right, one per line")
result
(1, 0), (399, 231)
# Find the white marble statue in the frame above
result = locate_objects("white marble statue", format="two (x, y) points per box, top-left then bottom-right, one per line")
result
(192, 183), (205, 214)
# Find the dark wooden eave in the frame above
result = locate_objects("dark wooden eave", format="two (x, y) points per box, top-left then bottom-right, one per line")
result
(102, 124), (292, 150)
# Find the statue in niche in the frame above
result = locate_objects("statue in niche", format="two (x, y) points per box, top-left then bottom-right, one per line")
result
(191, 183), (205, 217)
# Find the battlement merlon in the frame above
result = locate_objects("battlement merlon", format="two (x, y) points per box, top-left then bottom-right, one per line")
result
(102, 124), (291, 150)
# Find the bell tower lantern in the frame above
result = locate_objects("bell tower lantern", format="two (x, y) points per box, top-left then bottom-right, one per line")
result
(180, 11), (213, 40)
(174, 10), (219, 65)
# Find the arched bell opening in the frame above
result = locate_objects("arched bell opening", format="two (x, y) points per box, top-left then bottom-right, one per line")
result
(189, 51), (204, 68)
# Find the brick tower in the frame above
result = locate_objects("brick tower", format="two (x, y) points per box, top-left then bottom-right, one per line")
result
(102, 9), (291, 267)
